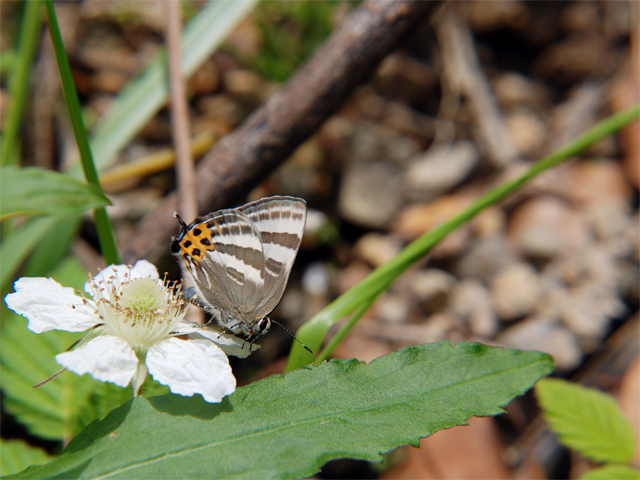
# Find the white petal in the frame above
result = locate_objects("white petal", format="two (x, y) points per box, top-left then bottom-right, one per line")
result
(129, 260), (160, 280)
(5, 277), (99, 333)
(147, 338), (236, 403)
(56, 335), (138, 387)
(85, 260), (159, 294)
(187, 326), (259, 358)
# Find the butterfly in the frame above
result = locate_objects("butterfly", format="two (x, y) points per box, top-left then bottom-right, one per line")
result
(171, 196), (307, 345)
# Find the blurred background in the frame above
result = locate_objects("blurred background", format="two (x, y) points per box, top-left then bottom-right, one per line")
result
(1, 1), (638, 478)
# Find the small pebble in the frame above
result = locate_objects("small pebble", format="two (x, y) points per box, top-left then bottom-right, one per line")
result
(405, 141), (479, 202)
(406, 269), (457, 314)
(508, 196), (591, 258)
(449, 278), (498, 338)
(491, 263), (541, 321)
(338, 160), (404, 228)
(497, 317), (583, 371)
(353, 233), (403, 268)
(454, 235), (518, 283)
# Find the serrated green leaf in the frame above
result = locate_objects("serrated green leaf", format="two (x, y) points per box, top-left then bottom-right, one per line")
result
(11, 342), (553, 479)
(0, 440), (53, 477)
(536, 378), (637, 463)
(581, 465), (640, 480)
(0, 167), (110, 220)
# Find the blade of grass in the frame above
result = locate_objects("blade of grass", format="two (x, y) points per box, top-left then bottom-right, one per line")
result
(45, 0), (119, 266)
(314, 296), (376, 365)
(286, 104), (640, 371)
(1, 0), (43, 166)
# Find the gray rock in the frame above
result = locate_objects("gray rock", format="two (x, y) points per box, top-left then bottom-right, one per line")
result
(449, 278), (498, 338)
(405, 141), (479, 202)
(491, 263), (541, 321)
(454, 235), (518, 283)
(406, 269), (457, 314)
(338, 160), (404, 228)
(497, 317), (583, 371)
(353, 233), (403, 268)
(374, 293), (412, 324)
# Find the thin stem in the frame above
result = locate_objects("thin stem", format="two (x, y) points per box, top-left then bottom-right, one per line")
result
(45, 0), (119, 265)
(314, 297), (376, 365)
(1, 0), (43, 166)
(165, 0), (198, 223)
(285, 104), (640, 372)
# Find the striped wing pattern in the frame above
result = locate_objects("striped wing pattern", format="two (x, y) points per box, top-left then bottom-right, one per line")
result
(173, 196), (306, 320)
(240, 197), (307, 315)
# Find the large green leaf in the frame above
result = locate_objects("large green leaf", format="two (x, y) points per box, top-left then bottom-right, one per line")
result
(11, 342), (553, 479)
(536, 378), (637, 464)
(582, 465), (640, 480)
(0, 167), (110, 219)
(0, 440), (52, 477)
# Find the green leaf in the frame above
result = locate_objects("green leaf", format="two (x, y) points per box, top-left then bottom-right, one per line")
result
(0, 216), (58, 291)
(0, 440), (52, 477)
(12, 342), (553, 479)
(22, 218), (82, 278)
(536, 378), (637, 463)
(0, 167), (110, 220)
(581, 465), (640, 480)
(85, 0), (258, 174)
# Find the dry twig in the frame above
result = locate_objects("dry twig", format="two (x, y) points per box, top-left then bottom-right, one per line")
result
(121, 0), (441, 264)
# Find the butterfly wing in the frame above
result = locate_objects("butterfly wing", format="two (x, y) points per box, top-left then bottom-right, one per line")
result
(239, 196), (307, 316)
(177, 209), (266, 313)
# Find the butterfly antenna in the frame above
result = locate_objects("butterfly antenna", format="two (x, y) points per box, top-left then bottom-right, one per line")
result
(173, 212), (187, 229)
(270, 320), (314, 354)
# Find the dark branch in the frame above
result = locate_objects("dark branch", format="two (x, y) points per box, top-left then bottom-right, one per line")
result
(121, 0), (441, 264)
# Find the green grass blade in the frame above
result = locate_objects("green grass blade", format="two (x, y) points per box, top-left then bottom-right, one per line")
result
(45, 0), (119, 266)
(314, 296), (376, 365)
(285, 104), (640, 371)
(0, 0), (43, 166)
(10, 342), (553, 479)
(84, 0), (258, 174)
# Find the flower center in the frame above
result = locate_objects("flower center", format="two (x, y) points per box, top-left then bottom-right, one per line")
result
(92, 275), (186, 351)
(120, 278), (166, 315)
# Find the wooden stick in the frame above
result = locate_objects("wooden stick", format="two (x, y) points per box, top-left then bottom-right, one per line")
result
(121, 0), (441, 264)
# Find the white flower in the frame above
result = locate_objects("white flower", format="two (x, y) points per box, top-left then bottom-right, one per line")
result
(5, 260), (255, 403)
